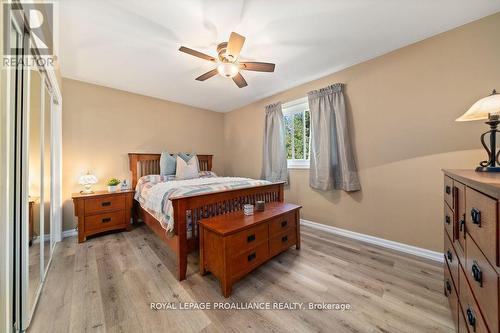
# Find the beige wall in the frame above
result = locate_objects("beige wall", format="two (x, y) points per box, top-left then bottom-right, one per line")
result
(223, 13), (500, 252)
(62, 79), (225, 231)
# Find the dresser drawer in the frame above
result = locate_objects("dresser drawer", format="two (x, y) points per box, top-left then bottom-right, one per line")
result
(84, 195), (126, 215)
(230, 241), (269, 280)
(270, 227), (297, 257)
(85, 210), (126, 233)
(445, 232), (459, 286)
(465, 187), (498, 266)
(444, 176), (454, 209)
(465, 236), (499, 333)
(444, 260), (459, 328)
(269, 212), (296, 236)
(460, 267), (489, 333)
(227, 224), (268, 256)
(444, 202), (454, 241)
(455, 182), (467, 252)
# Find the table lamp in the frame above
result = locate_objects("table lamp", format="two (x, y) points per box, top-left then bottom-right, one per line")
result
(78, 172), (98, 194)
(456, 90), (500, 172)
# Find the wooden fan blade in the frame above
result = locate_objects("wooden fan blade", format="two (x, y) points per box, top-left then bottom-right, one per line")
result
(227, 32), (245, 59)
(195, 69), (218, 81)
(179, 46), (216, 62)
(232, 73), (248, 88)
(240, 62), (275, 72)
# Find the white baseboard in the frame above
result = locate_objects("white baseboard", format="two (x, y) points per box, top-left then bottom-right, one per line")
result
(300, 219), (443, 263)
(62, 228), (77, 238)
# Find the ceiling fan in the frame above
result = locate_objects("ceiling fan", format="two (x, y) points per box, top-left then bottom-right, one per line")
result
(179, 32), (275, 88)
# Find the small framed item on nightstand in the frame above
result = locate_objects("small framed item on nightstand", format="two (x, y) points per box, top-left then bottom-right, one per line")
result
(72, 190), (135, 243)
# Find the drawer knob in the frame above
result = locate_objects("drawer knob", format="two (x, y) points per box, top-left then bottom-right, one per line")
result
(281, 235), (288, 243)
(446, 250), (453, 262)
(471, 261), (483, 287)
(102, 201), (112, 207)
(445, 185), (451, 194)
(281, 221), (288, 228)
(102, 217), (112, 223)
(459, 218), (465, 232)
(247, 252), (256, 262)
(466, 307), (476, 331)
(445, 215), (451, 225)
(471, 208), (481, 227)
(247, 234), (256, 243)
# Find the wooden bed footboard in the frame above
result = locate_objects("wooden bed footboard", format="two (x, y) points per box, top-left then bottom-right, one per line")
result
(128, 153), (285, 281)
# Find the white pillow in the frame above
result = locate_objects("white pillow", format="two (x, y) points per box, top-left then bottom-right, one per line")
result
(175, 155), (199, 179)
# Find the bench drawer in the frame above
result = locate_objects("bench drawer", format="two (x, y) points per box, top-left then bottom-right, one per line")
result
(270, 228), (297, 257)
(465, 187), (498, 266)
(465, 236), (499, 333)
(230, 241), (269, 280)
(85, 210), (126, 233)
(269, 212), (296, 236)
(84, 195), (126, 215)
(460, 267), (489, 333)
(227, 224), (268, 256)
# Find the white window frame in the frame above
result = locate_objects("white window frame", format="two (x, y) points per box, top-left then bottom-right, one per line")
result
(283, 97), (310, 169)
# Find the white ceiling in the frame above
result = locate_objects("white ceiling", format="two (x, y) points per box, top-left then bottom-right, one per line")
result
(59, 0), (500, 112)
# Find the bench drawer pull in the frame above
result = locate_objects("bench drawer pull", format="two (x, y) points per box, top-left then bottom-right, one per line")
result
(281, 235), (288, 243)
(247, 252), (256, 262)
(247, 234), (256, 243)
(281, 221), (288, 228)
(102, 217), (112, 223)
(101, 201), (112, 207)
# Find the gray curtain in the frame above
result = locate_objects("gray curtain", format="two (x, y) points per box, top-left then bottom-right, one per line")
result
(261, 102), (288, 182)
(308, 83), (360, 191)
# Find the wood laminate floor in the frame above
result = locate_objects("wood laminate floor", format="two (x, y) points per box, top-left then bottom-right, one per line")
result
(29, 224), (454, 333)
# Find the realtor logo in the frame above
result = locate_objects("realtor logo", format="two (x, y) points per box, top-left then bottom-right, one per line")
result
(3, 2), (53, 56)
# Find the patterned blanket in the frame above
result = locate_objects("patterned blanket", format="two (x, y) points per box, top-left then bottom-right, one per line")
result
(135, 173), (271, 234)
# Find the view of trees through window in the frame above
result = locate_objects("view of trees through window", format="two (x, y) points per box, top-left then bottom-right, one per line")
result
(284, 110), (310, 160)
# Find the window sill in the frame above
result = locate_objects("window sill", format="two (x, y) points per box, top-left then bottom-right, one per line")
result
(287, 163), (310, 170)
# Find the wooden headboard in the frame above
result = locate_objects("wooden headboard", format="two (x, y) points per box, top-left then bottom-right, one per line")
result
(128, 153), (213, 189)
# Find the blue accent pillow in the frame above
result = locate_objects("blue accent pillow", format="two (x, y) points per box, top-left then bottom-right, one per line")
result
(160, 152), (177, 175)
(178, 152), (196, 162)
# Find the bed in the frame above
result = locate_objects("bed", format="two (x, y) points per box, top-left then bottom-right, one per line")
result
(128, 153), (285, 281)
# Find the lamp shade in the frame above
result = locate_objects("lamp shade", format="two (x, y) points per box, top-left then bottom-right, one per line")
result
(78, 173), (98, 185)
(456, 90), (500, 122)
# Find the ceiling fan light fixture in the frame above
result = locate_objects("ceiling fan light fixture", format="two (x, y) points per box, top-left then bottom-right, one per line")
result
(217, 62), (239, 78)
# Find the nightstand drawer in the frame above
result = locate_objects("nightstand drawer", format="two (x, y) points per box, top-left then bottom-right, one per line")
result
(85, 210), (126, 232)
(465, 187), (498, 266)
(460, 267), (489, 333)
(84, 195), (126, 215)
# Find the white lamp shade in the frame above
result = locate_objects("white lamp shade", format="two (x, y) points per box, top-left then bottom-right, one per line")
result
(78, 174), (98, 185)
(456, 92), (500, 122)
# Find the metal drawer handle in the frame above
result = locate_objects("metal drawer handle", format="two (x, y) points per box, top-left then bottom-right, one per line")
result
(101, 201), (112, 207)
(445, 215), (451, 225)
(281, 235), (288, 242)
(466, 307), (476, 331)
(281, 221), (288, 228)
(471, 261), (483, 287)
(459, 218), (465, 232)
(444, 279), (452, 296)
(102, 217), (112, 223)
(471, 208), (481, 227)
(247, 252), (256, 262)
(247, 234), (256, 243)
(445, 185), (451, 194)
(446, 250), (453, 262)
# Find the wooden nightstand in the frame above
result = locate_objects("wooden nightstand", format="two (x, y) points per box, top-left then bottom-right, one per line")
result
(72, 190), (135, 243)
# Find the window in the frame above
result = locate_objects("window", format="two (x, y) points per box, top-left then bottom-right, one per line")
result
(283, 97), (310, 169)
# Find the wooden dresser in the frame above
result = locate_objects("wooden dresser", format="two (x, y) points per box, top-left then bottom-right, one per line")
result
(72, 190), (134, 243)
(199, 202), (301, 297)
(443, 170), (500, 333)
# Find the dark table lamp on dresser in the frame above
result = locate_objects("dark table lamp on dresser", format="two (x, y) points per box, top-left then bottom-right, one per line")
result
(456, 89), (500, 172)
